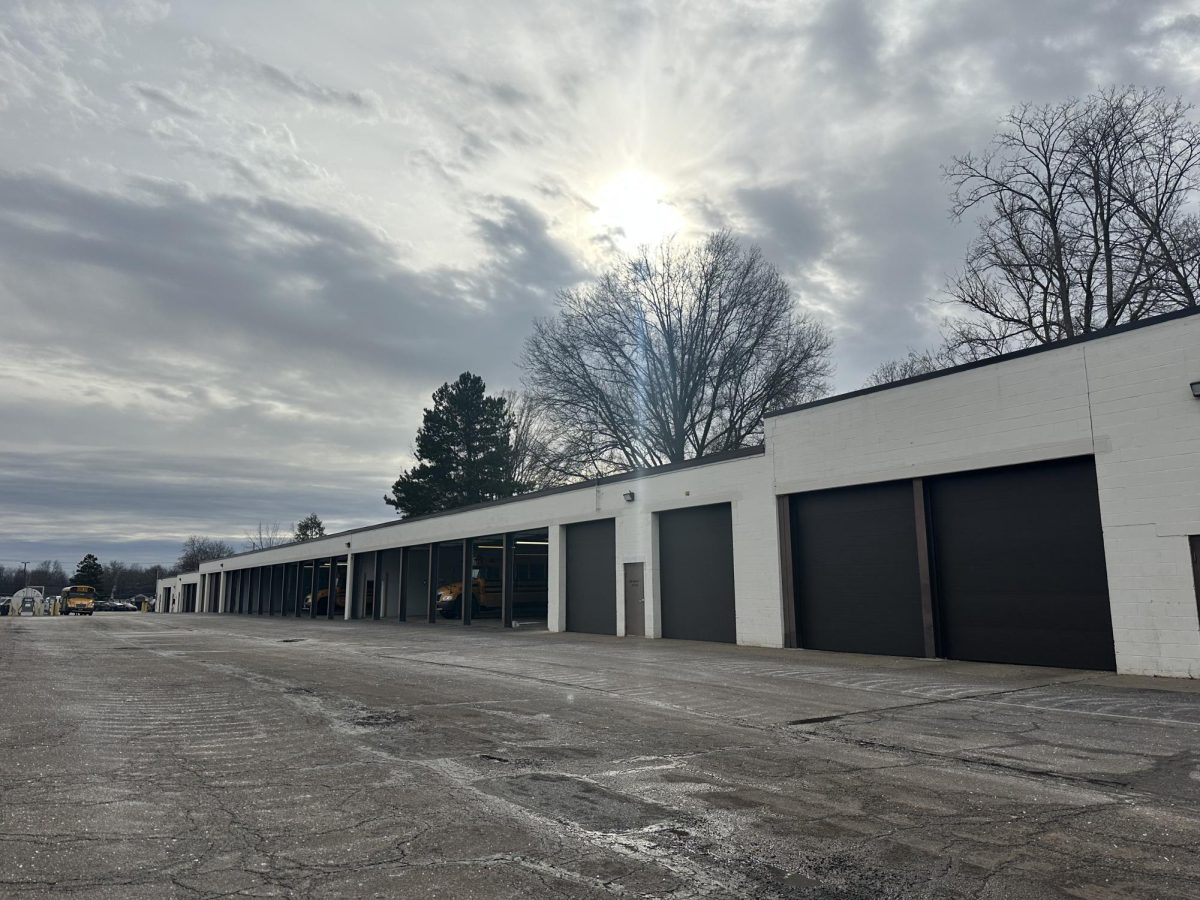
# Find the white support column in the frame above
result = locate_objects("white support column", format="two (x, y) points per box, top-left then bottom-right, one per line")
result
(614, 508), (655, 638)
(647, 511), (662, 639)
(547, 525), (566, 632)
(218, 570), (227, 613)
(343, 553), (355, 621)
(199, 574), (208, 613)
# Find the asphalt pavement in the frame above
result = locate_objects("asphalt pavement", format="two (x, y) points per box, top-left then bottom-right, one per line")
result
(2, 613), (1199, 898)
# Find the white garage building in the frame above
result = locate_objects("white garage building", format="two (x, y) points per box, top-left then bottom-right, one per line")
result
(160, 310), (1200, 678)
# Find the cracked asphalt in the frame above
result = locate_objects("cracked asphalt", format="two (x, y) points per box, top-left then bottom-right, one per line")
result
(2, 615), (1200, 898)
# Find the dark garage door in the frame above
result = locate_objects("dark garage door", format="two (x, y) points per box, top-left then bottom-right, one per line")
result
(790, 481), (926, 657)
(565, 519), (616, 635)
(928, 457), (1115, 671)
(659, 503), (736, 643)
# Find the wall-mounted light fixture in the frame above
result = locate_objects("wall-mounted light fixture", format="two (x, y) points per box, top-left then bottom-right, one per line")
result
(623, 490), (636, 502)
(1191, 380), (1200, 398)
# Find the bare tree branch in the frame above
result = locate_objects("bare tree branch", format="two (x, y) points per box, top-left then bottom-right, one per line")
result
(522, 231), (832, 477)
(941, 86), (1199, 358)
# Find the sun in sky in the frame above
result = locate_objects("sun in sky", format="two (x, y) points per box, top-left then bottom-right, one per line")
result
(593, 169), (684, 250)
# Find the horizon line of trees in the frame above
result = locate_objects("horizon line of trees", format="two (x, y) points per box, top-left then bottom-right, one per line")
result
(0, 513), (333, 591)
(0, 556), (168, 600)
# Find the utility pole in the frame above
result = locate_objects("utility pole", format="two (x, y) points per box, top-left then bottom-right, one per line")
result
(20, 561), (29, 589)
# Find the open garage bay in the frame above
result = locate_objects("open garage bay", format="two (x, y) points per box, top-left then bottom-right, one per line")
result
(3, 615), (1200, 898)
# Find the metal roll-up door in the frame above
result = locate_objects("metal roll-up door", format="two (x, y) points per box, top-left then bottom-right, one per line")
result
(659, 503), (736, 643)
(565, 519), (616, 635)
(928, 456), (1115, 670)
(790, 480), (926, 657)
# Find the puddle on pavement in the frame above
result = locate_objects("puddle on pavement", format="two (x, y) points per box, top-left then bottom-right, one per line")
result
(477, 772), (674, 832)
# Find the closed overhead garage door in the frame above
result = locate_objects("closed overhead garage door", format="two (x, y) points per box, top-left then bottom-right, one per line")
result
(928, 457), (1115, 671)
(790, 481), (926, 657)
(659, 503), (736, 643)
(565, 519), (616, 635)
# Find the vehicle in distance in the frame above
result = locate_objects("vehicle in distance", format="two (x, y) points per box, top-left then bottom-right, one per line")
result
(436, 576), (492, 618)
(61, 584), (97, 616)
(93, 599), (137, 612)
(302, 587), (346, 616)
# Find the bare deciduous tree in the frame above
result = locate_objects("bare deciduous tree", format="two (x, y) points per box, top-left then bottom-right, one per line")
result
(177, 536), (234, 572)
(499, 390), (568, 490)
(864, 346), (960, 387)
(244, 522), (286, 551)
(523, 231), (832, 476)
(943, 86), (1199, 357)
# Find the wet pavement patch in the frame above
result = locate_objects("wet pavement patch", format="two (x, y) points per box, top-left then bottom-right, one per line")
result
(354, 711), (413, 728)
(477, 773), (674, 832)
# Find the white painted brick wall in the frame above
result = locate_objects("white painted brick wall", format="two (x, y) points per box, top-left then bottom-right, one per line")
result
(189, 453), (780, 647)
(766, 313), (1200, 678)
(169, 312), (1199, 675)
(1085, 319), (1200, 677)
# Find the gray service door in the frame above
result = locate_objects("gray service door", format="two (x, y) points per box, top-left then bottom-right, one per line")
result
(659, 503), (736, 643)
(404, 546), (430, 620)
(565, 519), (616, 635)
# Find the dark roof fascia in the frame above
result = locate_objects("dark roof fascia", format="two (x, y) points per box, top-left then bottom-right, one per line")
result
(211, 444), (766, 564)
(766, 306), (1200, 420)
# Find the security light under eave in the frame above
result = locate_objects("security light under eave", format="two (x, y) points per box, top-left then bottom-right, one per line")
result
(623, 490), (636, 502)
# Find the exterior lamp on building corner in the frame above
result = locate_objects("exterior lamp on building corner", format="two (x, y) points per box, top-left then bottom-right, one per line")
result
(623, 490), (636, 502)
(1191, 380), (1200, 398)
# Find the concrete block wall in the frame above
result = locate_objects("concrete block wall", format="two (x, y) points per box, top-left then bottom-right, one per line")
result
(156, 576), (179, 613)
(178, 451), (781, 646)
(159, 311), (1198, 675)
(767, 347), (1097, 494)
(767, 311), (1200, 678)
(1084, 318), (1200, 677)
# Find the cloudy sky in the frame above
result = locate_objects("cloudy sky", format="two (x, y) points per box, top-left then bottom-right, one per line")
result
(1, 0), (1197, 569)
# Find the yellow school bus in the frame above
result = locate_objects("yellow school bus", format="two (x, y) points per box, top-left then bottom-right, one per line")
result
(61, 584), (96, 616)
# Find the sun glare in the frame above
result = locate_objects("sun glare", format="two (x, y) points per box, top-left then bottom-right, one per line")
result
(594, 170), (683, 250)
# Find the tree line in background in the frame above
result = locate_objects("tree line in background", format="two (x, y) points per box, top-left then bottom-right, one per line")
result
(0, 555), (165, 600)
(171, 514), (327, 575)
(869, 85), (1199, 385)
(0, 515), (331, 594)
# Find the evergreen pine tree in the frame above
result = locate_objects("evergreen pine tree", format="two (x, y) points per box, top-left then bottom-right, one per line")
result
(294, 513), (326, 541)
(74, 554), (106, 598)
(385, 372), (526, 517)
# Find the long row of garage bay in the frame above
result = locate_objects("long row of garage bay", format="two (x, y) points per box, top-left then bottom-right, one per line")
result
(160, 311), (1200, 678)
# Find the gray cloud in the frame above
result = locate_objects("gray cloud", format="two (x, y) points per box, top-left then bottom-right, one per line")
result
(186, 39), (385, 117)
(126, 81), (201, 118)
(735, 183), (833, 270)
(0, 166), (582, 564)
